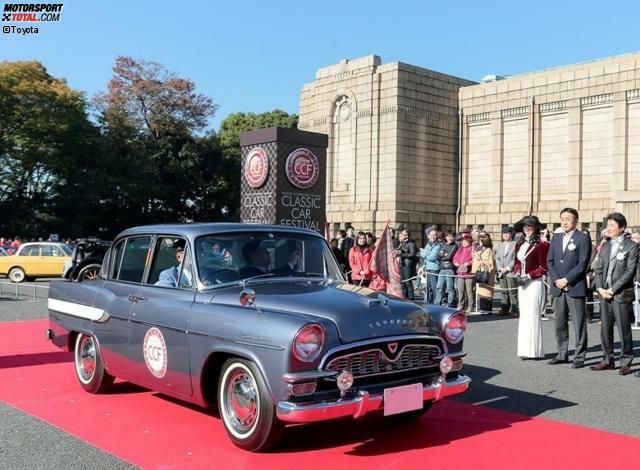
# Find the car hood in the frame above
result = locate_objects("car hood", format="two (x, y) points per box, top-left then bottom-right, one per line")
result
(208, 280), (436, 343)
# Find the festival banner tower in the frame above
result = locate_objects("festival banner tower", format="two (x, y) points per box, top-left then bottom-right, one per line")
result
(240, 127), (328, 234)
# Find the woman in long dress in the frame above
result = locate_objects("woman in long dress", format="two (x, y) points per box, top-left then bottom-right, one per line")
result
(513, 216), (549, 359)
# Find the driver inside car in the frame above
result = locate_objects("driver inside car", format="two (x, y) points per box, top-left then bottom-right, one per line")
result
(155, 243), (192, 287)
(239, 239), (299, 279)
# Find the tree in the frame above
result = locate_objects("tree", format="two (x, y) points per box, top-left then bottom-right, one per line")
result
(217, 110), (298, 219)
(95, 56), (220, 226)
(0, 61), (100, 237)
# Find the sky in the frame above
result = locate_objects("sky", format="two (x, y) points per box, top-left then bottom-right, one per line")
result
(2, 0), (640, 130)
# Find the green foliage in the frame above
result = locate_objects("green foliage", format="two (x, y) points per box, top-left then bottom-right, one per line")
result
(0, 61), (99, 236)
(0, 58), (299, 239)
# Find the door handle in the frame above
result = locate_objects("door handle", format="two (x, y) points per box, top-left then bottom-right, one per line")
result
(128, 294), (147, 303)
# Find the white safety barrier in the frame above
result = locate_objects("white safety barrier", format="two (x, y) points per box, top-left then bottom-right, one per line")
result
(0, 280), (49, 302)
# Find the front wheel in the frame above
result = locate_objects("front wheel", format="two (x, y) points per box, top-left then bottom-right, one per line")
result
(8, 267), (26, 283)
(74, 333), (114, 393)
(218, 358), (283, 452)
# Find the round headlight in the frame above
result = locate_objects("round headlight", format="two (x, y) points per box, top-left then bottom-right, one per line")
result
(292, 324), (325, 362)
(444, 312), (467, 344)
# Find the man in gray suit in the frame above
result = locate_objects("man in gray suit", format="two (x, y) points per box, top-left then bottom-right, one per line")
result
(592, 212), (639, 375)
(495, 226), (518, 316)
(547, 208), (592, 368)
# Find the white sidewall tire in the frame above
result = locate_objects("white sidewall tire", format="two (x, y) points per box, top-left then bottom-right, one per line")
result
(75, 334), (94, 385)
(9, 267), (25, 283)
(219, 361), (260, 440)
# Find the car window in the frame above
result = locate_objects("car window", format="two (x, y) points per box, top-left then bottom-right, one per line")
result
(195, 232), (344, 286)
(20, 245), (40, 256)
(42, 245), (64, 257)
(148, 237), (193, 288)
(109, 239), (126, 279)
(112, 236), (152, 283)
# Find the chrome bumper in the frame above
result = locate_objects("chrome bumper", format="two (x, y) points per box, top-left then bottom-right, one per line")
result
(276, 374), (471, 423)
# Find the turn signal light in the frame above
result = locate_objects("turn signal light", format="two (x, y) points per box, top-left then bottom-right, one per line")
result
(289, 382), (317, 396)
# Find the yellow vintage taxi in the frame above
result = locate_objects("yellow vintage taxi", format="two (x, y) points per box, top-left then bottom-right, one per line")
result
(0, 242), (72, 283)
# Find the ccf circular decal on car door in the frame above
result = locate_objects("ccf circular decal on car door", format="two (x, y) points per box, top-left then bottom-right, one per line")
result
(143, 327), (168, 378)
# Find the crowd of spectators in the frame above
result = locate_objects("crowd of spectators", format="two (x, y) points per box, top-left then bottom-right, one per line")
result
(0, 236), (76, 255)
(331, 210), (640, 376)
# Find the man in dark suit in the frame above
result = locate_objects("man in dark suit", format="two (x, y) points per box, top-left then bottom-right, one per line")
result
(239, 239), (298, 279)
(592, 212), (639, 375)
(397, 229), (418, 300)
(547, 208), (592, 368)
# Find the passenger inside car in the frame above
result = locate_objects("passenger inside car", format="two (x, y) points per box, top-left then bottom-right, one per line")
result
(238, 239), (299, 279)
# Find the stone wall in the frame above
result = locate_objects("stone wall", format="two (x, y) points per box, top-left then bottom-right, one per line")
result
(299, 56), (473, 240)
(459, 53), (640, 236)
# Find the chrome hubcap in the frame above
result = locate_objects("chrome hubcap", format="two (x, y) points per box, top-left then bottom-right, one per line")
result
(77, 336), (96, 381)
(225, 369), (258, 434)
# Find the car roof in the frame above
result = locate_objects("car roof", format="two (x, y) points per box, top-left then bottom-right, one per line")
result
(115, 223), (323, 240)
(19, 242), (68, 247)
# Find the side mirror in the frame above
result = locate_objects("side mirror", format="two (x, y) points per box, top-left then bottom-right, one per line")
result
(239, 289), (256, 307)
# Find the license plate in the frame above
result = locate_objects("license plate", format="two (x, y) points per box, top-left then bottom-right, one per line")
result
(383, 383), (423, 416)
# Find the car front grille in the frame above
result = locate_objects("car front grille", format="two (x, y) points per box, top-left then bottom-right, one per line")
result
(324, 344), (442, 379)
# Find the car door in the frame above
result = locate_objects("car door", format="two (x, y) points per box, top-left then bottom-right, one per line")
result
(15, 244), (41, 276)
(40, 245), (66, 276)
(128, 236), (194, 397)
(92, 235), (152, 378)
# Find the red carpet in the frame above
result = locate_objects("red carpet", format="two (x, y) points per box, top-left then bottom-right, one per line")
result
(1, 319), (638, 469)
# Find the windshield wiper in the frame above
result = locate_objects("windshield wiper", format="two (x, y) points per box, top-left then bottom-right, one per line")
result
(242, 273), (277, 285)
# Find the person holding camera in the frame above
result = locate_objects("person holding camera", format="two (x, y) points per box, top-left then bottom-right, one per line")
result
(434, 232), (458, 307)
(513, 215), (550, 359)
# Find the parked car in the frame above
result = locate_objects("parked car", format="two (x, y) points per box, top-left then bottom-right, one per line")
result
(63, 239), (111, 282)
(0, 242), (72, 282)
(47, 223), (469, 451)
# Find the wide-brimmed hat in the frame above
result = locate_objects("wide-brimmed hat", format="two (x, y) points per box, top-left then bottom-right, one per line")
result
(514, 215), (544, 233)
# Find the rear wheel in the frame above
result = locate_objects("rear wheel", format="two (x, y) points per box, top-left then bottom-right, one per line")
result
(74, 333), (114, 393)
(8, 267), (26, 283)
(76, 263), (102, 282)
(218, 358), (284, 452)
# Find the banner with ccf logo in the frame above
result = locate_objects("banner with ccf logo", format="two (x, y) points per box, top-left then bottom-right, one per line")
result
(240, 127), (327, 234)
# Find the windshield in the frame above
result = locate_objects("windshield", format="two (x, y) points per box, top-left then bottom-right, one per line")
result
(195, 231), (345, 286)
(61, 245), (73, 256)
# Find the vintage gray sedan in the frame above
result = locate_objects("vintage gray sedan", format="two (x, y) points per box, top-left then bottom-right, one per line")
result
(47, 223), (470, 451)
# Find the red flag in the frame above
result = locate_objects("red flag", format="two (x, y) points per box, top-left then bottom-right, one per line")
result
(370, 222), (403, 298)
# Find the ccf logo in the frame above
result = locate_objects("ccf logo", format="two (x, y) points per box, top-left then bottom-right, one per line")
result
(143, 327), (168, 378)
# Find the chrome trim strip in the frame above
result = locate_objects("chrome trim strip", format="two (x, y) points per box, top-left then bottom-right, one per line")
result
(48, 299), (109, 323)
(283, 370), (338, 384)
(276, 374), (471, 423)
(318, 334), (448, 369)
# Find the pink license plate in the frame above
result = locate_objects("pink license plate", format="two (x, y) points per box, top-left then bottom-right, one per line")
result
(383, 383), (423, 416)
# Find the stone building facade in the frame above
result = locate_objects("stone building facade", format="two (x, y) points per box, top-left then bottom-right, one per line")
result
(460, 52), (640, 236)
(299, 53), (640, 241)
(298, 55), (474, 240)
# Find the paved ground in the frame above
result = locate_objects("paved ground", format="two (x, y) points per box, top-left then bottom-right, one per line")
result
(0, 290), (638, 468)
